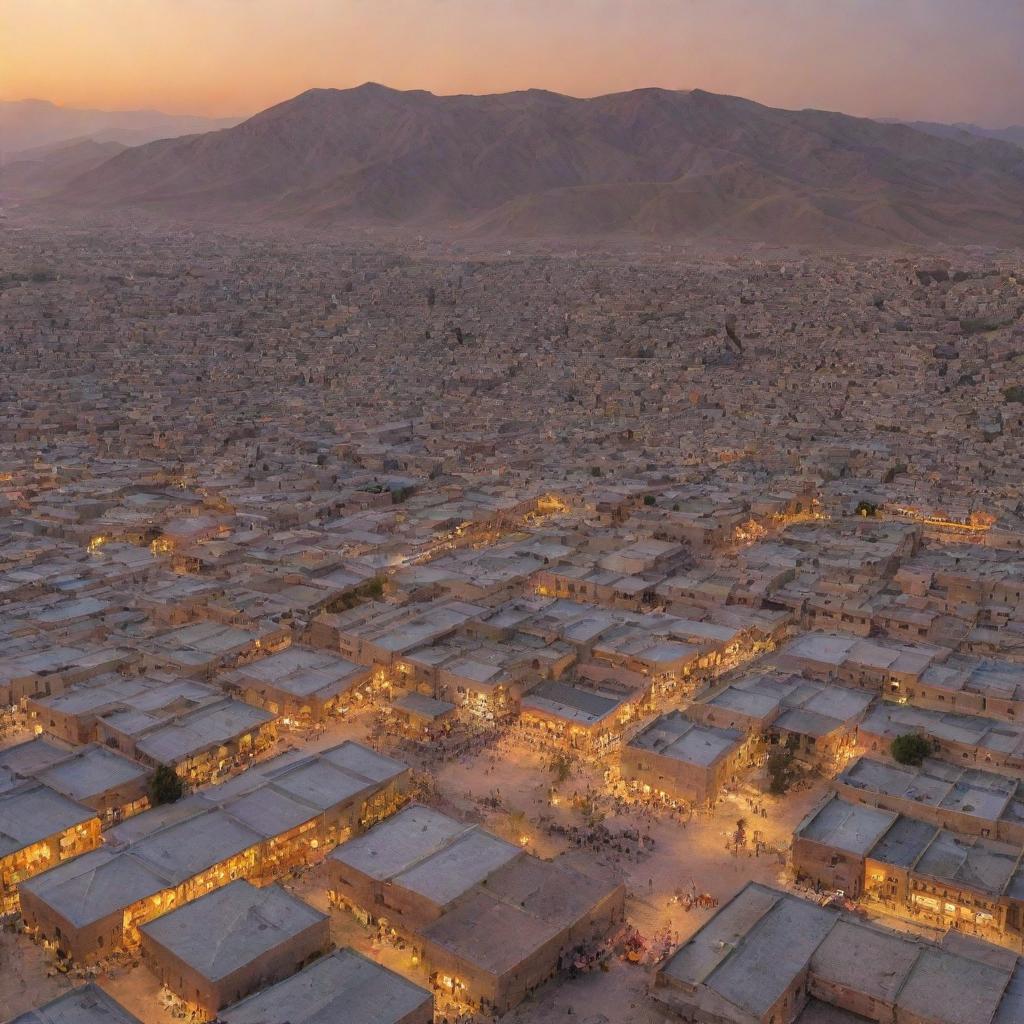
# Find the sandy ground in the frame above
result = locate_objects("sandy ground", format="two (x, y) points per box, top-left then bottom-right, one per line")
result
(0, 709), (832, 1024)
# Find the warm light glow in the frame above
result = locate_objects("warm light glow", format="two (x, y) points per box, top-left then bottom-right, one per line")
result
(1, 2), (1020, 127)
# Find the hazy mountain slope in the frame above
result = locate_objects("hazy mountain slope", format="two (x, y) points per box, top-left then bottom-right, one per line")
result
(888, 119), (1024, 150)
(60, 84), (1024, 244)
(0, 99), (240, 155)
(0, 138), (128, 197)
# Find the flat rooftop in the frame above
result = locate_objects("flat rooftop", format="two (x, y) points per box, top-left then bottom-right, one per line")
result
(661, 883), (835, 1019)
(795, 794), (898, 857)
(521, 679), (623, 726)
(331, 803), (521, 908)
(628, 710), (745, 768)
(9, 985), (143, 1024)
(140, 880), (326, 982)
(36, 744), (149, 803)
(0, 783), (96, 858)
(219, 948), (431, 1024)
(420, 856), (622, 977)
(657, 882), (1021, 1024)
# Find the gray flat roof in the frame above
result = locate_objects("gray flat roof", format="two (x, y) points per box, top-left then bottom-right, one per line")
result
(330, 804), (467, 881)
(140, 880), (326, 982)
(897, 947), (1011, 1024)
(421, 889), (560, 976)
(839, 756), (1016, 825)
(795, 998), (880, 1024)
(395, 829), (522, 908)
(130, 808), (263, 884)
(866, 815), (938, 868)
(8, 985), (143, 1024)
(331, 803), (521, 908)
(810, 918), (921, 1003)
(914, 830), (1020, 898)
(20, 847), (168, 928)
(36, 744), (149, 802)
(0, 783), (96, 858)
(629, 711), (745, 768)
(521, 679), (622, 725)
(420, 856), (620, 975)
(392, 692), (456, 719)
(994, 962), (1024, 1024)
(319, 741), (407, 785)
(796, 795), (898, 857)
(659, 882), (1023, 1024)
(234, 647), (369, 700)
(701, 891), (836, 1017)
(0, 738), (69, 779)
(661, 883), (784, 990)
(219, 948), (431, 1024)
(135, 699), (274, 765)
(22, 741), (405, 928)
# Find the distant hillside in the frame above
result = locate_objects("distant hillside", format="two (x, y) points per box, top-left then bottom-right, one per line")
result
(885, 119), (1024, 150)
(0, 138), (128, 197)
(58, 84), (1024, 245)
(0, 99), (240, 157)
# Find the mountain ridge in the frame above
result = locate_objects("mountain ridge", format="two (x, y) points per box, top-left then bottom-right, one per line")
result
(51, 84), (1024, 244)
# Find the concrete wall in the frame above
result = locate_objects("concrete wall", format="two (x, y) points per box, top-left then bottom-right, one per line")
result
(791, 836), (864, 897)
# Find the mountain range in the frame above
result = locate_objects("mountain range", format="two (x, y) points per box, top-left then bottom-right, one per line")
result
(885, 119), (1024, 150)
(0, 99), (240, 158)
(19, 85), (1024, 245)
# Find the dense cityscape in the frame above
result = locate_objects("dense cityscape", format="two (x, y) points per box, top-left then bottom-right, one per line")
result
(0, 218), (1022, 1024)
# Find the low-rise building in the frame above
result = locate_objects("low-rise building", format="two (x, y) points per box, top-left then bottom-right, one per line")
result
(7, 985), (144, 1024)
(327, 803), (522, 932)
(794, 793), (1024, 946)
(139, 880), (330, 1015)
(834, 755), (1024, 844)
(218, 948), (432, 1024)
(222, 646), (371, 724)
(652, 881), (1024, 1024)
(857, 702), (1024, 776)
(0, 781), (101, 914)
(326, 803), (624, 1015)
(27, 742), (150, 823)
(19, 741), (407, 960)
(620, 710), (758, 806)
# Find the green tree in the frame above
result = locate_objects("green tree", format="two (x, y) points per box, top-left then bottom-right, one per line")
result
(891, 733), (932, 766)
(149, 764), (184, 805)
(767, 744), (802, 795)
(855, 500), (878, 517)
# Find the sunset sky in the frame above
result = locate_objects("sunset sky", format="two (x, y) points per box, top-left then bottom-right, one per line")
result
(2, 0), (1023, 126)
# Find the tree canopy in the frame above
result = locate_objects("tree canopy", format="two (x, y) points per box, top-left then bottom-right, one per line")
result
(891, 733), (932, 766)
(149, 763), (184, 805)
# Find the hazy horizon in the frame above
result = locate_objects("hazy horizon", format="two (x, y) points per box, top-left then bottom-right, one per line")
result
(4, 82), (1024, 133)
(2, 0), (1023, 128)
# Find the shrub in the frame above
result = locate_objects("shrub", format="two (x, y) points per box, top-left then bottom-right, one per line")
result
(767, 745), (802, 795)
(891, 733), (932, 766)
(150, 764), (183, 805)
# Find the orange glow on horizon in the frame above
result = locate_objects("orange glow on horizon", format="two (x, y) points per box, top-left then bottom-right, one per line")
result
(1, 1), (1022, 127)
